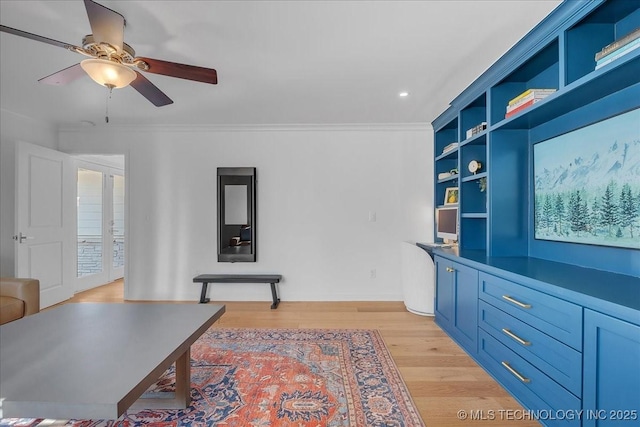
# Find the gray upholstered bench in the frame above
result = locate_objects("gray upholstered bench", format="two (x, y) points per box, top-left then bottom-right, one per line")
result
(193, 274), (282, 309)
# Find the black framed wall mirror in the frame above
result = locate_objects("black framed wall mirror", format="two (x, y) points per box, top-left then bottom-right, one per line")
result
(217, 167), (256, 262)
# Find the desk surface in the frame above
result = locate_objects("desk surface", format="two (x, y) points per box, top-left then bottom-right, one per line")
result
(0, 303), (225, 420)
(427, 247), (640, 320)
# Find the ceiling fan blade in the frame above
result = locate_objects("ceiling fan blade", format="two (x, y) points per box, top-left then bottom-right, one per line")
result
(39, 63), (86, 85)
(0, 25), (80, 50)
(130, 71), (173, 107)
(137, 57), (218, 84)
(83, 0), (124, 51)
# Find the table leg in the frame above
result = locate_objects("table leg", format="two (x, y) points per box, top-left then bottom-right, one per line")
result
(174, 347), (191, 407)
(130, 347), (192, 411)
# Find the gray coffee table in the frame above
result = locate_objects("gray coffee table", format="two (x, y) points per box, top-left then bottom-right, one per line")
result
(0, 303), (225, 420)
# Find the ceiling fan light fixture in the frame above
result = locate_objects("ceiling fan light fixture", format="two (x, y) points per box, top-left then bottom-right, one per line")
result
(80, 58), (136, 89)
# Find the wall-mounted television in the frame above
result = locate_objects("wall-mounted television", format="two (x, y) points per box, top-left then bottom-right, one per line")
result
(436, 206), (458, 242)
(533, 108), (640, 250)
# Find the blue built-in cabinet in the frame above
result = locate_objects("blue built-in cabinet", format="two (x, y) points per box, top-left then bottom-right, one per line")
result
(427, 251), (640, 427)
(428, 1), (640, 426)
(583, 310), (640, 427)
(434, 257), (478, 350)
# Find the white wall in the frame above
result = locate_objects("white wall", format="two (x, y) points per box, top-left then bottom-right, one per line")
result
(0, 109), (59, 276)
(59, 124), (433, 302)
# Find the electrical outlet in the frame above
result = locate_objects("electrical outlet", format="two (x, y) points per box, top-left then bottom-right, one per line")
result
(368, 211), (377, 222)
(370, 269), (377, 279)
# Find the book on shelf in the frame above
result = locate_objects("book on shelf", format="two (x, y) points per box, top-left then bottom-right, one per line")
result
(504, 89), (555, 118)
(508, 89), (535, 106)
(465, 122), (487, 139)
(596, 37), (640, 63)
(595, 39), (640, 69)
(505, 98), (542, 118)
(506, 90), (555, 113)
(442, 142), (458, 154)
(507, 88), (556, 107)
(506, 93), (552, 113)
(595, 27), (640, 61)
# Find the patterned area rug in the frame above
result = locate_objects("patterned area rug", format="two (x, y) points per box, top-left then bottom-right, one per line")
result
(1, 328), (424, 427)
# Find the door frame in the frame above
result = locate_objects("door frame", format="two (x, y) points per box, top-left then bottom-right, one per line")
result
(69, 152), (129, 297)
(75, 159), (125, 291)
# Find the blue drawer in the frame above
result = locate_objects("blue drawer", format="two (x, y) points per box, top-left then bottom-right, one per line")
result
(478, 329), (581, 426)
(479, 300), (582, 397)
(479, 272), (582, 350)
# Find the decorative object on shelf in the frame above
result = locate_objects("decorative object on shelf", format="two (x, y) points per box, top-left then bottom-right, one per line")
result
(438, 168), (459, 180)
(594, 27), (640, 70)
(468, 160), (482, 174)
(444, 187), (459, 205)
(465, 122), (487, 139)
(478, 177), (487, 192)
(533, 108), (640, 250)
(505, 89), (556, 118)
(442, 142), (459, 155)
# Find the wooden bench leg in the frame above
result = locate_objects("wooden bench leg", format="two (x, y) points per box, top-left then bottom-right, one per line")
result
(270, 282), (280, 309)
(199, 283), (210, 304)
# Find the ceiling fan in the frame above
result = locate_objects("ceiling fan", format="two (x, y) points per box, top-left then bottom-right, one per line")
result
(0, 0), (218, 107)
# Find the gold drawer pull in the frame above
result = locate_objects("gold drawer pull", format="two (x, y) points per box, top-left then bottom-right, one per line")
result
(446, 267), (455, 273)
(502, 328), (531, 346)
(502, 295), (531, 309)
(501, 361), (531, 383)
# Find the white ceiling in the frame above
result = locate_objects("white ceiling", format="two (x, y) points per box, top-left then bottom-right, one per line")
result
(0, 1), (562, 128)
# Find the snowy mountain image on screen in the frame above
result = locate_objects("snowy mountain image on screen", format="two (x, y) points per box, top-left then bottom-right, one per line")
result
(534, 108), (640, 249)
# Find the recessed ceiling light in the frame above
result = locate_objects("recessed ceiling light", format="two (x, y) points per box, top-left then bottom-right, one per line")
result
(399, 91), (409, 97)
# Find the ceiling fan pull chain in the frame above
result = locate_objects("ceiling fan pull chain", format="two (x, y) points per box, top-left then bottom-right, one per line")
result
(105, 86), (113, 123)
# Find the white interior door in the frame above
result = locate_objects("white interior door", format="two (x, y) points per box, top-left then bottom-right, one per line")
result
(15, 142), (75, 308)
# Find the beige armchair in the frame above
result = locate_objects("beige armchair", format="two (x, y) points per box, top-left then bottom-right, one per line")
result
(0, 278), (40, 325)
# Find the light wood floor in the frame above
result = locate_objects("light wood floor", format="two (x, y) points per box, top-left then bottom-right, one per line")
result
(62, 280), (540, 426)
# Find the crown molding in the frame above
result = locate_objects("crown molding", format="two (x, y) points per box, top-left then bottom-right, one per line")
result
(58, 122), (431, 133)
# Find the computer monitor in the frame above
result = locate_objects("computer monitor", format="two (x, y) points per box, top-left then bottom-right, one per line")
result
(436, 206), (458, 242)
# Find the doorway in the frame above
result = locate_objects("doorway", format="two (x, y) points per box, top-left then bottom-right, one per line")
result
(75, 156), (125, 292)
